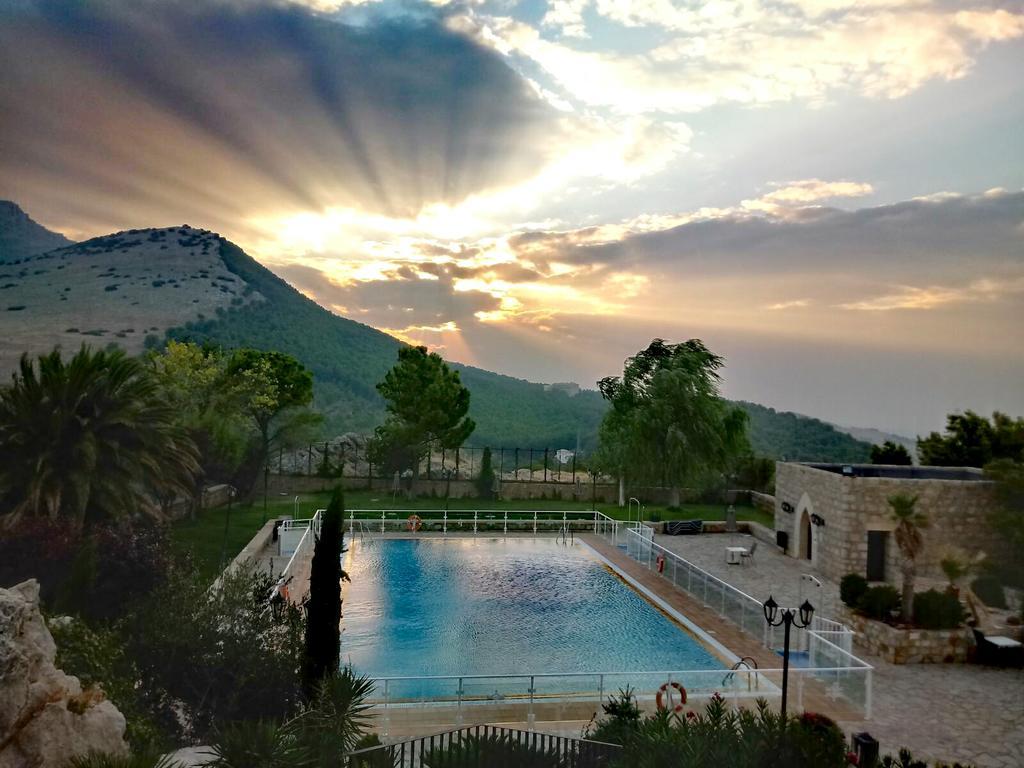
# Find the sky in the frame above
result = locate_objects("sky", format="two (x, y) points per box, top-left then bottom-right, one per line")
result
(1, 0), (1022, 436)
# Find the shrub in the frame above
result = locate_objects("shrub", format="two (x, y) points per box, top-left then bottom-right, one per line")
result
(970, 575), (1007, 609)
(858, 585), (901, 621)
(912, 589), (965, 630)
(840, 574), (869, 607)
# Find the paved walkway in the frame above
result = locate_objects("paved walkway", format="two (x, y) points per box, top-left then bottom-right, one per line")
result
(644, 531), (1024, 767)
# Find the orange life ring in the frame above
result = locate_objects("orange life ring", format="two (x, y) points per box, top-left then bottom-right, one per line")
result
(407, 514), (422, 532)
(656, 681), (687, 713)
(656, 553), (666, 574)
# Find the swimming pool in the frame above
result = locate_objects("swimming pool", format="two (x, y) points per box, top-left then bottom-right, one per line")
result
(342, 537), (728, 700)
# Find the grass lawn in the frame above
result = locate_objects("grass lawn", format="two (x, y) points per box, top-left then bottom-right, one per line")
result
(172, 489), (773, 580)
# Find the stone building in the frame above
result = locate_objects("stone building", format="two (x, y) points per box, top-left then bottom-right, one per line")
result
(773, 462), (1001, 584)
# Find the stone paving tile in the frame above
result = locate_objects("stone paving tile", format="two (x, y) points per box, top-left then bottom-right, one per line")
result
(645, 531), (1024, 767)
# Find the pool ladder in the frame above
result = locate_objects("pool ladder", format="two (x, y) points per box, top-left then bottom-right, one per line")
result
(557, 522), (574, 545)
(722, 656), (760, 691)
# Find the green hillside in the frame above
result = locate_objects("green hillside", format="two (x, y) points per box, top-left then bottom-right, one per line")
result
(168, 239), (606, 448)
(0, 204), (874, 460)
(737, 401), (872, 462)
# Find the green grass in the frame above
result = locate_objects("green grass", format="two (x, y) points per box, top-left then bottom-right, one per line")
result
(170, 493), (326, 581)
(171, 489), (773, 581)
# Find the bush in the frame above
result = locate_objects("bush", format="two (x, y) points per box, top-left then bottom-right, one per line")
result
(840, 574), (869, 608)
(858, 585), (901, 621)
(912, 589), (965, 630)
(971, 575), (1007, 609)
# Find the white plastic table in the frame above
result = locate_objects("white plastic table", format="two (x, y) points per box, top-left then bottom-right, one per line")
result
(725, 546), (747, 565)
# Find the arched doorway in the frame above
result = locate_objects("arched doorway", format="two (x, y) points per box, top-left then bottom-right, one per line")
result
(799, 510), (813, 561)
(795, 492), (814, 562)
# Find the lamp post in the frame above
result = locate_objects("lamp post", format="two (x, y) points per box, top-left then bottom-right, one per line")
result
(762, 595), (814, 719)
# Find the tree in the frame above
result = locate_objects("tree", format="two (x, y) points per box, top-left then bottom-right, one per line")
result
(871, 441), (912, 466)
(476, 447), (495, 500)
(303, 486), (347, 695)
(373, 346), (475, 486)
(985, 458), (1024, 587)
(888, 494), (928, 622)
(917, 411), (1024, 467)
(595, 339), (748, 507)
(0, 346), (199, 529)
(150, 341), (251, 514)
(226, 348), (321, 474)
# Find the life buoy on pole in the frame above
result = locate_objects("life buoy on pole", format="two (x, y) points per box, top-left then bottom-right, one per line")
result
(656, 681), (687, 713)
(656, 552), (665, 573)
(407, 514), (422, 532)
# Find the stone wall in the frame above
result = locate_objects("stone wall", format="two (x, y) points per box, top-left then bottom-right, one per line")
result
(774, 462), (1002, 584)
(750, 491), (775, 515)
(838, 606), (972, 664)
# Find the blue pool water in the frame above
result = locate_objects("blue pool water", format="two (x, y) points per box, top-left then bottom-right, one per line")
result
(342, 537), (725, 697)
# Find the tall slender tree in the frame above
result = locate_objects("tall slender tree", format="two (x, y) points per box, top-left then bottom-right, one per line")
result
(0, 346), (199, 529)
(303, 486), (347, 695)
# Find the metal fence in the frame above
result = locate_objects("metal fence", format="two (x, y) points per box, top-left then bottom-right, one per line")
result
(593, 514), (872, 716)
(347, 509), (599, 536)
(273, 443), (599, 484)
(344, 724), (622, 767)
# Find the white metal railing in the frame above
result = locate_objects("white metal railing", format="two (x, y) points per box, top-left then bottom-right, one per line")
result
(592, 513), (870, 715)
(347, 508), (602, 536)
(363, 662), (872, 729)
(274, 509), (323, 600)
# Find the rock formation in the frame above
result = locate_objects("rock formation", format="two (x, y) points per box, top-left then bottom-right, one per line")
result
(0, 580), (129, 767)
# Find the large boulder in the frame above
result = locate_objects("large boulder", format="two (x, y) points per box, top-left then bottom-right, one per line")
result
(0, 580), (129, 767)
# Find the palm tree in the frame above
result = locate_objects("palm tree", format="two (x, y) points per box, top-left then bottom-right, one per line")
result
(889, 493), (928, 621)
(0, 346), (199, 529)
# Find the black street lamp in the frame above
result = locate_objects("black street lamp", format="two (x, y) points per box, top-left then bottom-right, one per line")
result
(763, 595), (815, 719)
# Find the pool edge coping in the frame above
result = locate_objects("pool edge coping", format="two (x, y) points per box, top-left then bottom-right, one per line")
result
(576, 538), (742, 667)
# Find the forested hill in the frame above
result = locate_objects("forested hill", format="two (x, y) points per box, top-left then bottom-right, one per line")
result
(736, 401), (873, 462)
(0, 203), (876, 458)
(169, 238), (608, 448)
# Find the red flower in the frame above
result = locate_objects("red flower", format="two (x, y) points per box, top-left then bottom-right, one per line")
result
(686, 711), (697, 720)
(846, 751), (859, 765)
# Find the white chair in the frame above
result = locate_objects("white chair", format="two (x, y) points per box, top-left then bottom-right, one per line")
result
(741, 541), (757, 565)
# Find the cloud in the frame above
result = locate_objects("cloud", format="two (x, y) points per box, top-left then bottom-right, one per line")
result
(0, 0), (556, 237)
(839, 277), (1024, 311)
(460, 3), (1024, 113)
(765, 299), (811, 311)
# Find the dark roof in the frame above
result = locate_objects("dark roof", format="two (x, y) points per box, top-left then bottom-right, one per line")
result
(801, 463), (986, 481)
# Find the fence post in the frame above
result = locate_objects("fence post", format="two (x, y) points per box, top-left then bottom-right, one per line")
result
(443, 508), (447, 535)
(534, 511), (538, 535)
(380, 509), (385, 535)
(473, 510), (477, 534)
(544, 448), (549, 483)
(504, 510), (508, 535)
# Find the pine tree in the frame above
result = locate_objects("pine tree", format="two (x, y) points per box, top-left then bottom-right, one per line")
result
(302, 485), (346, 695)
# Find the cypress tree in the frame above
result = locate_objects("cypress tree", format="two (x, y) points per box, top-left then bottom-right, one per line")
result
(302, 485), (345, 695)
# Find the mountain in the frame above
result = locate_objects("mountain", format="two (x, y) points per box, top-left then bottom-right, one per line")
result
(830, 424), (917, 462)
(0, 206), (873, 460)
(736, 401), (873, 463)
(0, 224), (605, 447)
(0, 201), (72, 261)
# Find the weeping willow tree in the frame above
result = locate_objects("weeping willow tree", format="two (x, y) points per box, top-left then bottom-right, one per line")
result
(594, 339), (749, 507)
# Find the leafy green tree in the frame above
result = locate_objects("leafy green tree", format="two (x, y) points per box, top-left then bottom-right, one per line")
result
(372, 346), (475, 485)
(917, 410), (1024, 467)
(0, 347), (199, 529)
(595, 339), (749, 507)
(889, 493), (928, 622)
(226, 348), (321, 472)
(985, 458), (1024, 587)
(871, 441), (912, 465)
(150, 341), (250, 513)
(302, 487), (347, 695)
